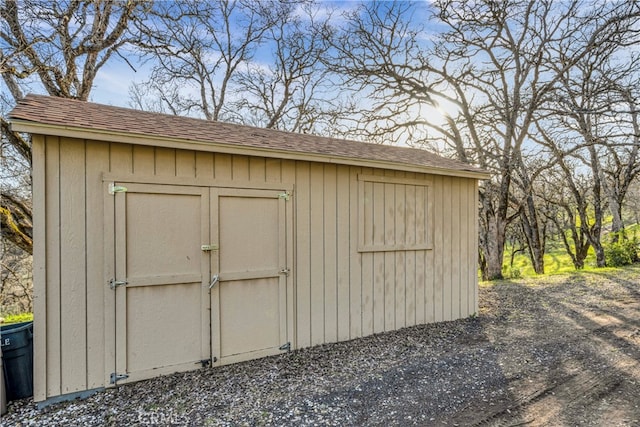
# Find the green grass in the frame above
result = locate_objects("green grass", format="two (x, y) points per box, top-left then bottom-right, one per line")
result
(505, 243), (596, 277)
(504, 224), (640, 278)
(1, 312), (33, 325)
(625, 223), (640, 235)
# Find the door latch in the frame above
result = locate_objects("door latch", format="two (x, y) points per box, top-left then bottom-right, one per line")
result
(209, 274), (219, 289)
(109, 278), (128, 290)
(108, 183), (128, 194)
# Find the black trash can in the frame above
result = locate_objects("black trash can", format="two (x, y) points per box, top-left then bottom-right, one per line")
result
(1, 321), (33, 401)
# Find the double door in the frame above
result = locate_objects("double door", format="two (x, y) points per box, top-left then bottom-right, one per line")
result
(109, 183), (292, 384)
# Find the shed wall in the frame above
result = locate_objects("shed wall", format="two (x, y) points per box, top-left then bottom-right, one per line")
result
(32, 136), (479, 402)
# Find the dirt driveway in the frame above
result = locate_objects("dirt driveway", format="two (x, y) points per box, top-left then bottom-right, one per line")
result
(4, 266), (640, 426)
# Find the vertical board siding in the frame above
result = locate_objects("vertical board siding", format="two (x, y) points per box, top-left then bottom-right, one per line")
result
(37, 135), (479, 401)
(405, 181), (424, 326)
(336, 167), (351, 341)
(414, 186), (434, 324)
(372, 170), (385, 334)
(443, 178), (453, 321)
(85, 141), (110, 389)
(394, 174), (407, 329)
(60, 138), (87, 393)
(155, 148), (176, 176)
(44, 136), (61, 398)
(249, 157), (266, 182)
(360, 167), (374, 336)
(231, 155), (249, 181)
(176, 150), (196, 177)
(294, 162), (311, 348)
(265, 159), (282, 183)
(32, 135), (47, 401)
(195, 152), (215, 179)
(323, 165), (338, 343)
(348, 167), (362, 340)
(459, 179), (470, 317)
(109, 144), (133, 174)
(450, 178), (461, 320)
(433, 175), (444, 322)
(214, 154), (232, 180)
(280, 160), (297, 348)
(106, 143), (134, 390)
(383, 172), (396, 332)
(471, 180), (480, 315)
(309, 163), (325, 345)
(132, 146), (155, 175)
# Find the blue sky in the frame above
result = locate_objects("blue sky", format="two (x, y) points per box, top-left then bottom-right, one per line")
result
(88, 1), (438, 110)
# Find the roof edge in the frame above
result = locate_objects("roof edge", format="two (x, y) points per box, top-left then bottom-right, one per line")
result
(11, 119), (492, 180)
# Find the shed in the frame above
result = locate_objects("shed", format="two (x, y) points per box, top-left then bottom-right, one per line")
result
(9, 94), (489, 404)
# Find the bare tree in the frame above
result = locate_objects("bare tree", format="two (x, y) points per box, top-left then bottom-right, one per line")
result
(534, 15), (640, 264)
(132, 0), (269, 120)
(1, 241), (33, 314)
(325, 0), (640, 279)
(132, 0), (339, 134)
(133, 0), (280, 121)
(1, 0), (149, 254)
(229, 3), (337, 133)
(625, 179), (640, 226)
(597, 82), (640, 238)
(537, 170), (593, 270)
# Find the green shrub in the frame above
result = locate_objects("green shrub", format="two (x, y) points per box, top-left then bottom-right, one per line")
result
(604, 234), (639, 267)
(1, 312), (33, 325)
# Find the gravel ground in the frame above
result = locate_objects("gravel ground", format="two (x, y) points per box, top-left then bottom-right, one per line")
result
(3, 265), (640, 426)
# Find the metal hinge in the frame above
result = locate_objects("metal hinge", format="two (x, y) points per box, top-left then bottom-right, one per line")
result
(279, 268), (290, 276)
(199, 358), (215, 367)
(108, 183), (128, 194)
(278, 191), (291, 201)
(279, 342), (291, 352)
(110, 372), (129, 384)
(109, 278), (128, 290)
(201, 244), (219, 251)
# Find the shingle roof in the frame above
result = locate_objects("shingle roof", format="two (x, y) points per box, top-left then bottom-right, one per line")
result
(10, 94), (487, 177)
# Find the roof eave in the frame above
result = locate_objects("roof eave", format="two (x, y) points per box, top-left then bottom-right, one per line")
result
(10, 119), (492, 180)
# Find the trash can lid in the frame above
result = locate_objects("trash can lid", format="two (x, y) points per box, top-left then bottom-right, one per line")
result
(0, 321), (33, 333)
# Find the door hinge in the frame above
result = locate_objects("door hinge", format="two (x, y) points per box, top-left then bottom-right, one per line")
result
(201, 244), (219, 251)
(199, 358), (215, 367)
(110, 372), (129, 384)
(278, 191), (291, 201)
(109, 278), (128, 290)
(279, 268), (290, 276)
(279, 342), (291, 352)
(108, 183), (128, 194)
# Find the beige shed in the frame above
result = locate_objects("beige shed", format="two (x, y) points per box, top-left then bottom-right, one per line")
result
(9, 94), (489, 405)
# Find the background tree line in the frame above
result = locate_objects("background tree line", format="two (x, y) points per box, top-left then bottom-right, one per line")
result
(1, 0), (640, 312)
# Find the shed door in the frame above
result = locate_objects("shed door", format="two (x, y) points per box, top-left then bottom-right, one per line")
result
(113, 184), (210, 384)
(211, 188), (292, 365)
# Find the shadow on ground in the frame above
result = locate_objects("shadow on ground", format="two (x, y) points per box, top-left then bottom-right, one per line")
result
(3, 267), (639, 426)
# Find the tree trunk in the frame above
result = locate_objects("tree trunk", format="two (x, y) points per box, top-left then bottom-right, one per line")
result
(593, 240), (606, 267)
(481, 210), (506, 280)
(0, 192), (33, 255)
(608, 195), (624, 242)
(520, 196), (545, 275)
